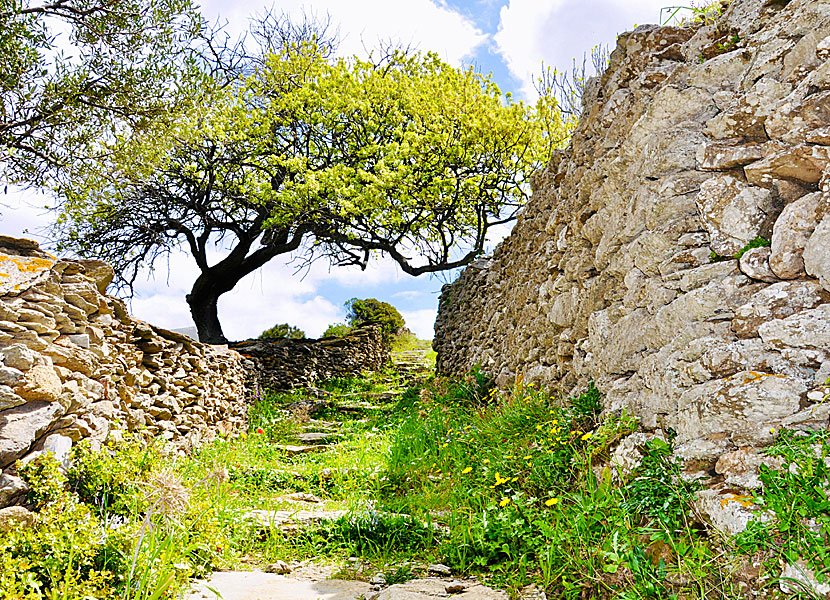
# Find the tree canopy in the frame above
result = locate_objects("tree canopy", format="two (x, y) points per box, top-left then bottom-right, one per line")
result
(0, 0), (202, 187)
(346, 298), (405, 338)
(259, 323), (305, 340)
(53, 27), (568, 343)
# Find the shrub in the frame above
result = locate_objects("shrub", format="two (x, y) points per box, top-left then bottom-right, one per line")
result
(259, 323), (306, 340)
(345, 298), (405, 338)
(322, 323), (353, 338)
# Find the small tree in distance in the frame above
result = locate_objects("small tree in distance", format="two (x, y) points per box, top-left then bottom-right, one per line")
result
(346, 298), (405, 339)
(259, 323), (305, 340)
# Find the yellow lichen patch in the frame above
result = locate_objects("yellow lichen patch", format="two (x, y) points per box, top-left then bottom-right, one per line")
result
(740, 371), (787, 386)
(720, 493), (755, 509)
(3, 256), (55, 273)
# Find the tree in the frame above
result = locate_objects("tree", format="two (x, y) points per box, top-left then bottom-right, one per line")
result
(0, 0), (202, 188)
(259, 323), (305, 340)
(346, 298), (405, 338)
(54, 29), (568, 344)
(322, 323), (353, 338)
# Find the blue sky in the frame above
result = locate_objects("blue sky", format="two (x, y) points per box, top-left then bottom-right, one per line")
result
(3, 0), (677, 339)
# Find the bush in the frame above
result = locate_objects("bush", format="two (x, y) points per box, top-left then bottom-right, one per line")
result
(322, 323), (353, 338)
(259, 323), (305, 340)
(345, 298), (405, 338)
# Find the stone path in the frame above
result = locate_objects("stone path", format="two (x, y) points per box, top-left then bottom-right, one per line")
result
(184, 571), (510, 600)
(183, 389), (533, 600)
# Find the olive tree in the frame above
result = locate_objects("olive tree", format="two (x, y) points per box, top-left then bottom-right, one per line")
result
(55, 37), (567, 343)
(0, 0), (202, 188)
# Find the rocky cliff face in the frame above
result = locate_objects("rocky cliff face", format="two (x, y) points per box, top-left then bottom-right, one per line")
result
(0, 236), (249, 506)
(435, 0), (830, 469)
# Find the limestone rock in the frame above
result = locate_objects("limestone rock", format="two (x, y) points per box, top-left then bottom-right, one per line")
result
(769, 192), (827, 279)
(779, 561), (830, 597)
(675, 371), (805, 444)
(75, 259), (114, 294)
(0, 506), (35, 533)
(0, 385), (25, 411)
(184, 572), (373, 600)
(20, 433), (73, 472)
(696, 175), (776, 256)
(759, 304), (830, 351)
(715, 447), (783, 489)
(745, 145), (830, 188)
(732, 281), (828, 338)
(0, 472), (28, 506)
(14, 364), (62, 403)
(803, 214), (830, 292)
(698, 142), (764, 171)
(1, 343), (37, 371)
(0, 401), (65, 468)
(694, 487), (769, 536)
(737, 246), (778, 282)
(0, 238), (56, 295)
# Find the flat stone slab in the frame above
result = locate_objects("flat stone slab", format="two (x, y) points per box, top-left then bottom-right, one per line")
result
(183, 573), (510, 600)
(296, 432), (338, 443)
(184, 571), (371, 600)
(376, 578), (509, 599)
(242, 509), (348, 530)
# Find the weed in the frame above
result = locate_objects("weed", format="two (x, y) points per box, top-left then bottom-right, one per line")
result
(734, 236), (770, 259)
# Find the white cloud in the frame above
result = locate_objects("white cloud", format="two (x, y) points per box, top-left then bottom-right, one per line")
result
(202, 0), (488, 66)
(494, 0), (677, 97)
(400, 308), (438, 340)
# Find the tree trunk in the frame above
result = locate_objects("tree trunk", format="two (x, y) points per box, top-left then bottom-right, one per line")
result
(187, 276), (229, 344)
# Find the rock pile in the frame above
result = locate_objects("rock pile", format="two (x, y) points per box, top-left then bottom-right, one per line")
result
(0, 236), (248, 507)
(435, 0), (830, 515)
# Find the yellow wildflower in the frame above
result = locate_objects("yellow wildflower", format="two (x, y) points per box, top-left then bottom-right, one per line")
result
(523, 455), (532, 460)
(545, 498), (559, 506)
(483, 459), (490, 464)
(494, 472), (509, 486)
(461, 466), (472, 474)
(499, 497), (510, 507)
(581, 432), (592, 441)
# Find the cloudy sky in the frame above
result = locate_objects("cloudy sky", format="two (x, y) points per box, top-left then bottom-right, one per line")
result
(2, 0), (679, 340)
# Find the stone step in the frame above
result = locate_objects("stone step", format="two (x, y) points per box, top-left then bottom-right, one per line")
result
(295, 431), (339, 444)
(274, 444), (327, 455)
(184, 572), (512, 600)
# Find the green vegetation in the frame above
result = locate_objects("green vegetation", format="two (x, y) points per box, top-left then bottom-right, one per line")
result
(4, 372), (827, 599)
(734, 236), (771, 260)
(0, 0), (201, 188)
(259, 323), (306, 340)
(53, 24), (567, 343)
(322, 323), (354, 338)
(346, 298), (406, 338)
(660, 1), (730, 26)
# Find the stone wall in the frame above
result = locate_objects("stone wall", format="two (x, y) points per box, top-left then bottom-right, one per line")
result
(0, 236), (249, 506)
(232, 325), (390, 391)
(435, 0), (830, 470)
(0, 237), (395, 507)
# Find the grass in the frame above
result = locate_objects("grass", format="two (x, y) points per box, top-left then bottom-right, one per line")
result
(2, 371), (828, 599)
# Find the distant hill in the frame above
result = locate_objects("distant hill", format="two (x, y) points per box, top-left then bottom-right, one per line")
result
(171, 326), (198, 340)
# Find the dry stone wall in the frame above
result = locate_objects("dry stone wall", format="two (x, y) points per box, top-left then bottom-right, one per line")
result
(0, 236), (249, 506)
(435, 0), (830, 476)
(232, 325), (390, 392)
(0, 236), (394, 508)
